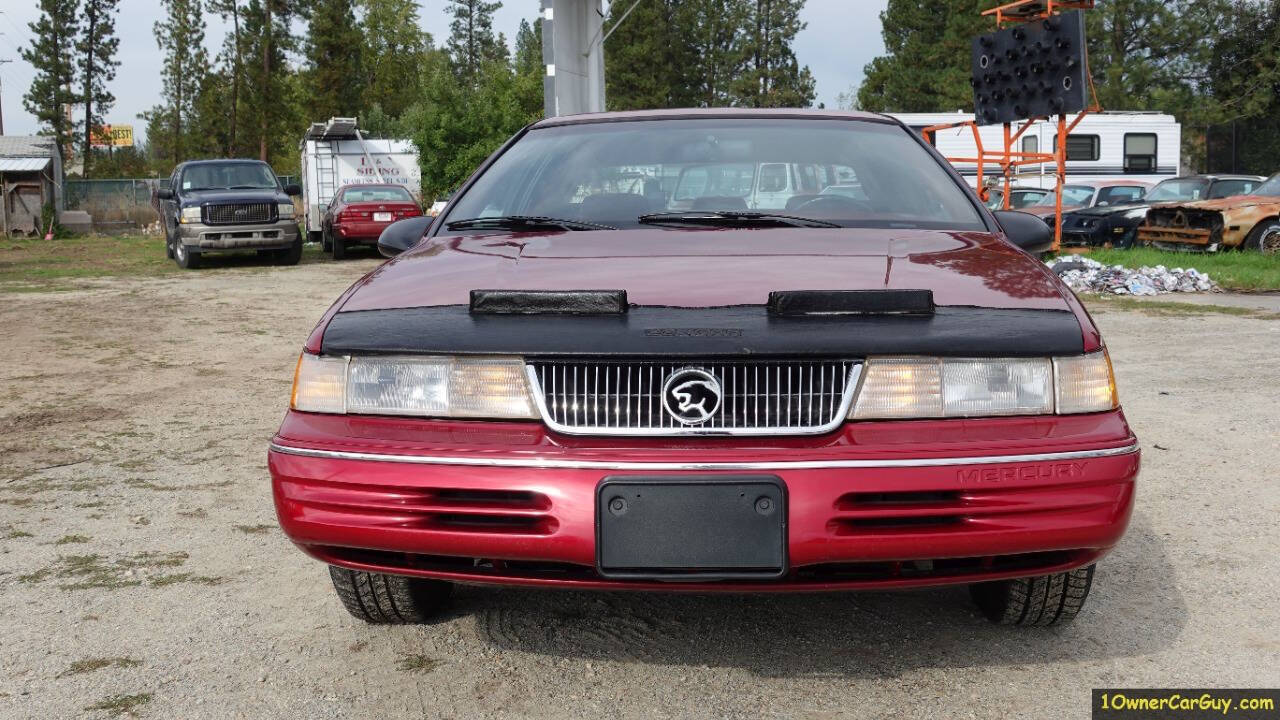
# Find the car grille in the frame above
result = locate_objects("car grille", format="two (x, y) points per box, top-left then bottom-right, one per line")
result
(525, 360), (861, 436)
(203, 203), (276, 225)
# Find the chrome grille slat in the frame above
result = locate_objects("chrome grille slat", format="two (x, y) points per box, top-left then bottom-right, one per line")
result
(526, 360), (861, 436)
(203, 202), (275, 225)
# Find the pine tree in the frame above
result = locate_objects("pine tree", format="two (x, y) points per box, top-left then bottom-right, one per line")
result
(683, 0), (751, 106)
(20, 0), (82, 163)
(603, 0), (696, 109)
(243, 0), (305, 161)
(513, 18), (542, 77)
(77, 0), (120, 178)
(305, 0), (364, 120)
(857, 0), (990, 112)
(358, 0), (432, 118)
(446, 0), (506, 83)
(208, 0), (247, 156)
(148, 0), (208, 167)
(733, 0), (815, 107)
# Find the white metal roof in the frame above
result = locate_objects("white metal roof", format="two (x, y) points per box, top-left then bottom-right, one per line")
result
(0, 157), (51, 172)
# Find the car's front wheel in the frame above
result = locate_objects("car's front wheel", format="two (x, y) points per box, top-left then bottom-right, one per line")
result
(1244, 220), (1280, 254)
(328, 566), (452, 624)
(275, 238), (303, 266)
(968, 564), (1095, 626)
(174, 241), (201, 269)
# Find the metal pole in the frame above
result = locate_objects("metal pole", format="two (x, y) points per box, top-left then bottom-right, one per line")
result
(1054, 113), (1066, 253)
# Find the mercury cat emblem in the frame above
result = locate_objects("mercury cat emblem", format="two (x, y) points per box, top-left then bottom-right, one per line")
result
(661, 368), (722, 425)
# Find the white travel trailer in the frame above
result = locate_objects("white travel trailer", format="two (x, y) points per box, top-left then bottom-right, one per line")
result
(888, 111), (1181, 190)
(299, 117), (422, 243)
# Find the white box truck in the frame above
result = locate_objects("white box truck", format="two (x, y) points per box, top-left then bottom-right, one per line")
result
(299, 117), (422, 243)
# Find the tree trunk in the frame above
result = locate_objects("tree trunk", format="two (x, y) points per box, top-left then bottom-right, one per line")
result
(260, 1), (271, 161)
(83, 10), (98, 179)
(230, 0), (241, 155)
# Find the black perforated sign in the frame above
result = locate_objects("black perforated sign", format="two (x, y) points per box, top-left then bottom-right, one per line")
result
(971, 10), (1088, 125)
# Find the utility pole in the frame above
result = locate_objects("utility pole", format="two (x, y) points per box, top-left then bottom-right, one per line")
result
(0, 60), (11, 135)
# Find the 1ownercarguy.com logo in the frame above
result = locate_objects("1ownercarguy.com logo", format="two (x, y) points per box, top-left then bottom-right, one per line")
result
(1093, 689), (1278, 719)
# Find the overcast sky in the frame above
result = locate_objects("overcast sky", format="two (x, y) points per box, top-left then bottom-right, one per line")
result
(0, 0), (888, 142)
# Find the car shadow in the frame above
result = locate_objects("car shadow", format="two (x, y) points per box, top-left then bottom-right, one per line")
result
(451, 514), (1183, 678)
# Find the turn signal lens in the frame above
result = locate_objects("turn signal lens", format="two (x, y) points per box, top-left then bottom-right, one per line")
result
(1054, 350), (1118, 414)
(291, 353), (347, 413)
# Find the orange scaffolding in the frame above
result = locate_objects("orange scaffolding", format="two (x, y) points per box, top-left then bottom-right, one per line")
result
(923, 0), (1099, 252)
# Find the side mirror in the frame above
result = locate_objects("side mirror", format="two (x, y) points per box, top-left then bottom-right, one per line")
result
(283, 183), (302, 196)
(377, 215), (434, 258)
(992, 209), (1053, 253)
(156, 188), (175, 200)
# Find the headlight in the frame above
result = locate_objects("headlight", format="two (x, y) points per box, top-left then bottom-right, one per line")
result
(179, 207), (202, 224)
(290, 354), (537, 419)
(851, 351), (1115, 419)
(277, 203), (295, 218)
(1125, 208), (1149, 220)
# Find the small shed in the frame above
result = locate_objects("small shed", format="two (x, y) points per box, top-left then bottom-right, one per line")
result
(0, 136), (63, 236)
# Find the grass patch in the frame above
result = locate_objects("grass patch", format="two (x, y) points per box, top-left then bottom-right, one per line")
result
(85, 692), (152, 717)
(20, 551), (190, 591)
(149, 572), (224, 587)
(233, 523), (274, 535)
(4, 528), (33, 539)
(54, 534), (91, 545)
(396, 654), (443, 674)
(59, 657), (141, 678)
(1084, 248), (1280, 292)
(0, 234), (328, 291)
(1083, 293), (1280, 319)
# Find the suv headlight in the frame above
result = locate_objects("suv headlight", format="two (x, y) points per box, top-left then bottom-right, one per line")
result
(277, 202), (295, 219)
(179, 207), (202, 224)
(851, 351), (1116, 419)
(291, 354), (537, 419)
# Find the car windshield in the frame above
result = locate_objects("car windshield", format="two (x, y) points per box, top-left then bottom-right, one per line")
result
(181, 162), (278, 191)
(1249, 174), (1280, 197)
(341, 186), (414, 203)
(440, 118), (985, 232)
(1030, 185), (1094, 207)
(1145, 178), (1210, 202)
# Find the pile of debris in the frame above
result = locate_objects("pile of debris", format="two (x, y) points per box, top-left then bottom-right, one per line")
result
(1046, 255), (1220, 295)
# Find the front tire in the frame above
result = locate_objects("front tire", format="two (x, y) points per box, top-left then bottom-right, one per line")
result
(969, 564), (1095, 626)
(328, 566), (452, 624)
(174, 241), (201, 269)
(1244, 219), (1280, 254)
(276, 238), (303, 266)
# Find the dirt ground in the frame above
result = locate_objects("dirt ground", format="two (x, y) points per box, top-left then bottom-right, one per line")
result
(2, 256), (1278, 719)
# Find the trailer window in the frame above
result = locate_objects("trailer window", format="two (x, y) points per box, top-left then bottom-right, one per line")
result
(1021, 136), (1039, 154)
(1123, 133), (1157, 173)
(1052, 134), (1100, 161)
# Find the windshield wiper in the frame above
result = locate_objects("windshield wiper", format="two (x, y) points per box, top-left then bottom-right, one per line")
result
(445, 215), (617, 232)
(637, 211), (841, 228)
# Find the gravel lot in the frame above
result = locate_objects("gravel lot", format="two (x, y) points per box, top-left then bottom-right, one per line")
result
(2, 256), (1278, 719)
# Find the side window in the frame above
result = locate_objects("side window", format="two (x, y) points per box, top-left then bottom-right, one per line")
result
(1052, 134), (1101, 161)
(758, 164), (788, 193)
(1097, 186), (1145, 205)
(1021, 135), (1039, 154)
(1208, 180), (1255, 199)
(1123, 133), (1157, 173)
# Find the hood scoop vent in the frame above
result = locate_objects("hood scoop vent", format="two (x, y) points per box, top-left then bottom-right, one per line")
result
(470, 289), (629, 315)
(767, 289), (935, 317)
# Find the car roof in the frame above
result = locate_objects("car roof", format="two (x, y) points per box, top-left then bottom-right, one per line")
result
(532, 107), (895, 128)
(338, 183), (406, 190)
(179, 158), (271, 167)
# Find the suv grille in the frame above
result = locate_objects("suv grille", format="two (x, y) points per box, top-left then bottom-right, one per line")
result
(203, 203), (275, 225)
(526, 360), (861, 436)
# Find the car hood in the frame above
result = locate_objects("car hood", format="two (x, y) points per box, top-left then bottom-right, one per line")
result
(179, 188), (288, 206)
(1025, 205), (1083, 219)
(337, 228), (1072, 313)
(1070, 202), (1150, 217)
(1152, 194), (1280, 212)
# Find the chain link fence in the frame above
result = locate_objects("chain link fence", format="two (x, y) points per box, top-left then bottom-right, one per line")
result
(63, 176), (298, 233)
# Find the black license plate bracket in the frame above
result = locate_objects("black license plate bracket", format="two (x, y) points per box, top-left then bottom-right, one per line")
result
(596, 475), (787, 580)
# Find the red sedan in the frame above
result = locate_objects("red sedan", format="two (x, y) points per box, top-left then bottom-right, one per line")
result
(321, 184), (422, 259)
(271, 109), (1138, 627)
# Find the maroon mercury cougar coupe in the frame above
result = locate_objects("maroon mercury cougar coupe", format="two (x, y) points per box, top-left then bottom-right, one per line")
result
(270, 109), (1138, 627)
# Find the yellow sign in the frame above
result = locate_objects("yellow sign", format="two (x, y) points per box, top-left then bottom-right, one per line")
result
(92, 125), (134, 148)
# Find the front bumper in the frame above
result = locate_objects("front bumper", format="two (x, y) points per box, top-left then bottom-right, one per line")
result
(179, 219), (300, 251)
(1060, 217), (1138, 248)
(269, 410), (1139, 591)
